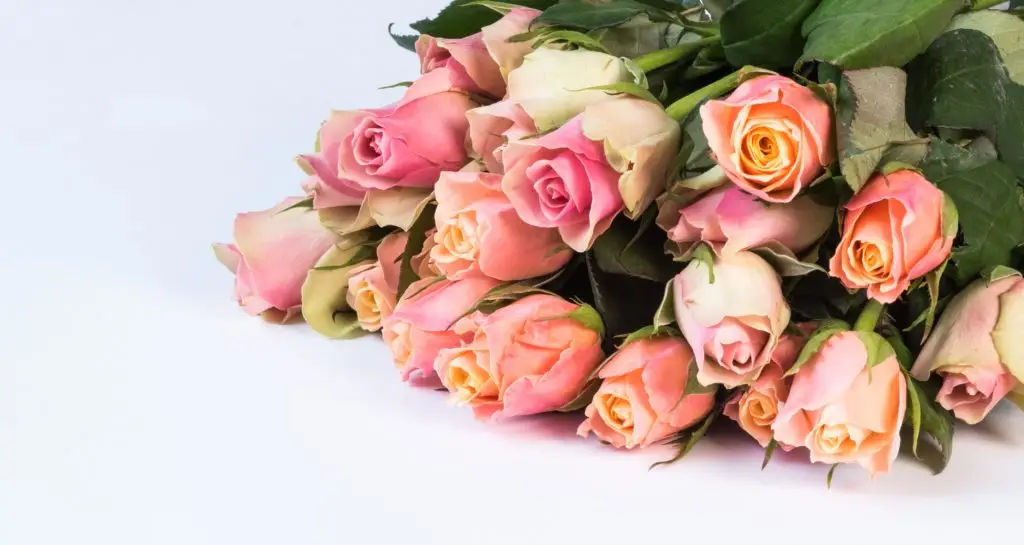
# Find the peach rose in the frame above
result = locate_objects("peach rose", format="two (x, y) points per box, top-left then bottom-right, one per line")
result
(658, 183), (835, 258)
(577, 336), (716, 449)
(723, 327), (810, 448)
(431, 170), (572, 281)
(383, 276), (501, 385)
(829, 170), (955, 304)
(411, 227), (441, 279)
(345, 232), (407, 332)
(319, 69), (473, 193)
(467, 48), (640, 173)
(701, 75), (834, 203)
(435, 294), (604, 420)
(673, 251), (791, 388)
(911, 273), (1024, 424)
(773, 332), (907, 476)
(503, 98), (680, 251)
(415, 8), (539, 99)
(213, 197), (340, 323)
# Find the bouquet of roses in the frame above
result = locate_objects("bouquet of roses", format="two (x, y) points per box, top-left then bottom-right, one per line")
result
(212, 0), (1024, 481)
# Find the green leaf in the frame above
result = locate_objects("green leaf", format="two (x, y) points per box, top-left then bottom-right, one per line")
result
(854, 331), (896, 369)
(683, 360), (718, 396)
(904, 376), (956, 474)
(574, 82), (661, 104)
(557, 379), (602, 413)
(650, 405), (721, 470)
(885, 329), (914, 373)
(591, 215), (681, 283)
(751, 245), (827, 277)
(378, 81), (414, 90)
(984, 265), (1022, 284)
(403, 0), (557, 40)
(396, 204), (436, 300)
(826, 464), (839, 489)
(691, 243), (716, 284)
(558, 302), (607, 338)
(785, 319), (851, 377)
(761, 438), (779, 470)
(534, 0), (672, 31)
(275, 196), (314, 215)
(720, 0), (821, 68)
(799, 0), (965, 70)
(907, 14), (1024, 179)
(388, 24), (419, 52)
(835, 67), (928, 193)
(533, 29), (612, 52)
(921, 259), (948, 340)
(653, 279), (676, 331)
(919, 139), (1024, 284)
(619, 324), (682, 347)
(585, 252), (669, 345)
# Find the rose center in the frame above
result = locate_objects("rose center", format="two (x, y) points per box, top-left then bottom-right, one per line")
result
(853, 240), (888, 280)
(389, 321), (413, 367)
(738, 124), (795, 178)
(445, 351), (496, 404)
(355, 282), (382, 325)
(815, 424), (858, 456)
(599, 394), (634, 432)
(744, 393), (777, 426)
(353, 121), (389, 168)
(437, 212), (480, 262)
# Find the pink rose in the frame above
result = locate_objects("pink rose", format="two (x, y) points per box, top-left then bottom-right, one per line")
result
(431, 170), (572, 281)
(724, 328), (810, 448)
(829, 170), (955, 304)
(297, 113), (369, 209)
(503, 98), (680, 251)
(701, 75), (834, 203)
(318, 69), (474, 193)
(467, 48), (639, 173)
(911, 274), (1024, 424)
(383, 276), (501, 385)
(415, 8), (538, 99)
(213, 197), (340, 323)
(345, 232), (407, 332)
(577, 336), (716, 449)
(773, 332), (907, 477)
(435, 294), (604, 420)
(673, 251), (791, 388)
(658, 184), (835, 258)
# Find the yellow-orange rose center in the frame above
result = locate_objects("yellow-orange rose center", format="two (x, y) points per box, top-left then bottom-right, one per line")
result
(741, 391), (778, 428)
(596, 393), (634, 433)
(812, 424), (860, 457)
(388, 321), (413, 368)
(852, 240), (889, 281)
(445, 351), (497, 404)
(353, 280), (385, 329)
(735, 118), (798, 186)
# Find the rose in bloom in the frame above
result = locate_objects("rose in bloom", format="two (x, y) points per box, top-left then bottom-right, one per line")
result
(298, 114), (369, 209)
(313, 69), (473, 193)
(345, 232), (407, 332)
(701, 75), (834, 203)
(724, 327), (810, 448)
(431, 170), (572, 281)
(673, 251), (791, 388)
(773, 332), (906, 476)
(383, 276), (501, 385)
(467, 48), (640, 173)
(829, 169), (955, 304)
(577, 336), (716, 449)
(503, 98), (680, 251)
(911, 274), (1024, 424)
(658, 183), (834, 258)
(435, 294), (604, 420)
(213, 197), (340, 323)
(416, 8), (539, 99)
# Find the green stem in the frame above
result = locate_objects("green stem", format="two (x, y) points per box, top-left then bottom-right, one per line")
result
(632, 36), (720, 73)
(665, 67), (746, 121)
(970, 0), (1007, 10)
(854, 299), (886, 333)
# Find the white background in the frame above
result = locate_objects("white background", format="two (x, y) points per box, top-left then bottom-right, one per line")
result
(1, 1), (1022, 544)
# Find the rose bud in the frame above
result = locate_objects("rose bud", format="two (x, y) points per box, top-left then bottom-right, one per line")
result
(773, 332), (906, 477)
(911, 273), (1024, 424)
(416, 8), (539, 99)
(431, 170), (572, 281)
(578, 336), (716, 449)
(701, 75), (834, 203)
(829, 169), (955, 304)
(435, 294), (604, 420)
(383, 276), (501, 385)
(658, 183), (834, 258)
(502, 98), (680, 251)
(724, 326), (810, 448)
(673, 250), (791, 388)
(326, 69), (473, 192)
(297, 114), (369, 209)
(345, 232), (407, 332)
(300, 236), (376, 339)
(411, 227), (442, 279)
(467, 48), (641, 173)
(212, 197), (340, 323)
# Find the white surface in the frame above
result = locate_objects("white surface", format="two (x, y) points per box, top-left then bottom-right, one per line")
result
(1, 1), (1022, 544)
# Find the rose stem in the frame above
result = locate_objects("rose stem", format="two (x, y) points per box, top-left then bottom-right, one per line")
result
(664, 66), (748, 121)
(970, 0), (1007, 11)
(632, 36), (720, 74)
(853, 299), (886, 333)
